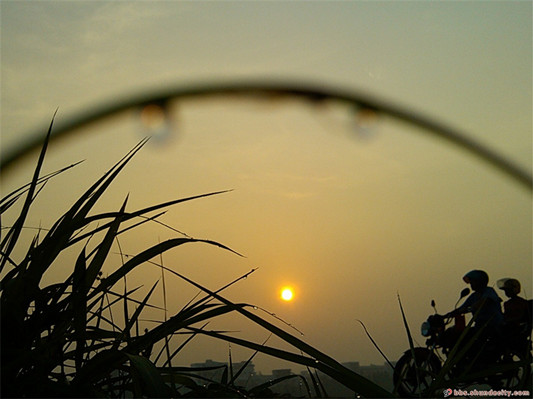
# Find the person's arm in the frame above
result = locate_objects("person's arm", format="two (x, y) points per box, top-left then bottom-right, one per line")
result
(444, 295), (474, 318)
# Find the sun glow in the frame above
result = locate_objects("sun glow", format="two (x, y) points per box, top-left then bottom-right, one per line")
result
(281, 287), (294, 301)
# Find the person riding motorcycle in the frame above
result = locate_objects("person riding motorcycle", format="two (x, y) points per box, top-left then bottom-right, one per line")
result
(445, 270), (504, 332)
(444, 270), (504, 365)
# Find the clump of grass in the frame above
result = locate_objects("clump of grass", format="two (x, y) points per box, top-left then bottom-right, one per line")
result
(0, 118), (237, 397)
(1, 116), (393, 398)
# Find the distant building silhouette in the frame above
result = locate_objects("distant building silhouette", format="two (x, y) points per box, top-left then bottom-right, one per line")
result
(301, 361), (394, 397)
(189, 359), (393, 397)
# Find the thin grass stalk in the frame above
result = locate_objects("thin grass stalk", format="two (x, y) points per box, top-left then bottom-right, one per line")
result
(161, 328), (205, 368)
(251, 305), (306, 336)
(115, 237), (131, 345)
(230, 334), (271, 385)
(89, 293), (108, 362)
(315, 369), (329, 398)
(158, 247), (175, 383)
(86, 287), (162, 324)
(135, 308), (140, 344)
(306, 365), (323, 398)
(105, 291), (116, 334)
(72, 247), (88, 371)
(427, 302), (489, 393)
(397, 293), (422, 397)
(112, 281), (159, 351)
(357, 319), (395, 370)
(0, 161), (83, 214)
(181, 267), (257, 313)
(89, 201), (128, 284)
(228, 343), (234, 384)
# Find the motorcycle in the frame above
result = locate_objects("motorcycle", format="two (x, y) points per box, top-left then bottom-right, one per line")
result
(393, 288), (532, 397)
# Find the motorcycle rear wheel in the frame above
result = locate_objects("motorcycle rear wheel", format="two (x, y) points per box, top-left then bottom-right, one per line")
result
(393, 348), (442, 397)
(498, 350), (532, 390)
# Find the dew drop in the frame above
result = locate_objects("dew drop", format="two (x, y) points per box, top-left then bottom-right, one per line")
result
(353, 106), (379, 139)
(139, 102), (174, 142)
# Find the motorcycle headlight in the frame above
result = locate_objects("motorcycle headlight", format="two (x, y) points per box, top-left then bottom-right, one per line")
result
(421, 321), (431, 337)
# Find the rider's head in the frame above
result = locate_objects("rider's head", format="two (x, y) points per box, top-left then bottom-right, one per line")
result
(463, 270), (489, 292)
(497, 278), (521, 298)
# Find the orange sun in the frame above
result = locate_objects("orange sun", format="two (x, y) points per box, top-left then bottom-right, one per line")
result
(280, 287), (294, 301)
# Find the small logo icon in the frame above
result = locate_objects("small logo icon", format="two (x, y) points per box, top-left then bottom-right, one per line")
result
(443, 388), (452, 397)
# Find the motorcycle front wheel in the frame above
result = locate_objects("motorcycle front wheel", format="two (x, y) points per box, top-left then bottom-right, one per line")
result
(393, 347), (442, 398)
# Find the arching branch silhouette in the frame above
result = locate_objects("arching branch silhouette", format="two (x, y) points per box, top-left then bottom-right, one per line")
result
(2, 80), (531, 190)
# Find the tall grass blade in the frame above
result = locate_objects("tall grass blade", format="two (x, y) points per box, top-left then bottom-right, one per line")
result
(72, 247), (88, 371)
(0, 113), (56, 273)
(69, 190), (233, 247)
(90, 238), (241, 301)
(0, 160), (83, 215)
(134, 304), (240, 352)
(85, 198), (128, 294)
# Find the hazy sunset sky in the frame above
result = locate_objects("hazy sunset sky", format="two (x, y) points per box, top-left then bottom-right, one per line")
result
(1, 1), (531, 374)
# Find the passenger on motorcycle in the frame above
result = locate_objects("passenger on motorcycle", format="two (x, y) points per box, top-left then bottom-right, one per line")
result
(497, 278), (532, 353)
